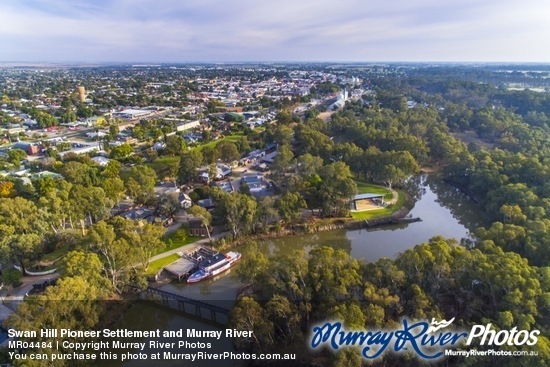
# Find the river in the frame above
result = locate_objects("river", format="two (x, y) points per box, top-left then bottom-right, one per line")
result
(257, 175), (486, 262)
(109, 176), (485, 366)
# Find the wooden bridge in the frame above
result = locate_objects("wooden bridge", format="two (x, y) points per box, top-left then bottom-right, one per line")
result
(145, 287), (230, 323)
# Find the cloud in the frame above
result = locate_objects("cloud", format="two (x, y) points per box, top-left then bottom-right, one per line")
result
(0, 0), (549, 62)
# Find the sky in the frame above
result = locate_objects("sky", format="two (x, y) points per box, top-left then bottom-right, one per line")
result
(1, 0), (550, 63)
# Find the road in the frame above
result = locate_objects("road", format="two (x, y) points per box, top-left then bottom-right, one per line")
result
(1, 273), (59, 311)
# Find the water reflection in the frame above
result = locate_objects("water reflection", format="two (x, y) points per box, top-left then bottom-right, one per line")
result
(403, 175), (425, 203)
(257, 230), (353, 256)
(424, 175), (487, 230)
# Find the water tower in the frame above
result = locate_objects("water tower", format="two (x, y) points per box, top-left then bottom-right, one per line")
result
(77, 86), (86, 102)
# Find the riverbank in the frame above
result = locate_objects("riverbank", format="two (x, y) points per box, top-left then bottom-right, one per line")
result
(222, 195), (417, 249)
(143, 184), (414, 274)
(142, 202), (416, 277)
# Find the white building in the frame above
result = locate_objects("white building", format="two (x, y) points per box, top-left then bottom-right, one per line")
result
(175, 120), (201, 132)
(86, 131), (107, 139)
(58, 143), (103, 159)
(114, 109), (151, 120)
(152, 142), (166, 150)
(91, 156), (111, 166)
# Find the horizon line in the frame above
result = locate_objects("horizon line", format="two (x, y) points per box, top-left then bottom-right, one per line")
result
(2, 60), (550, 66)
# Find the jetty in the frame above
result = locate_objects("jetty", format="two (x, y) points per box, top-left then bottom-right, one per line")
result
(144, 287), (230, 323)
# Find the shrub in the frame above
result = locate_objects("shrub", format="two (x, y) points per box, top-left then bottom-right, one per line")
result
(2, 268), (22, 287)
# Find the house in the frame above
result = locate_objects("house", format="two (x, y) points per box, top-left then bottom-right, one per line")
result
(13, 141), (40, 155)
(255, 162), (269, 172)
(216, 164), (232, 179)
(213, 180), (233, 193)
(241, 175), (268, 194)
(261, 151), (278, 164)
(22, 119), (39, 128)
(246, 149), (265, 160)
(218, 106), (243, 113)
(85, 116), (107, 126)
(152, 142), (166, 151)
(183, 135), (198, 144)
(157, 215), (173, 227)
(197, 198), (216, 210)
(180, 193), (192, 209)
(32, 171), (63, 180)
(199, 172), (210, 182)
(188, 219), (210, 237)
(58, 144), (102, 159)
(119, 207), (154, 220)
(264, 143), (278, 154)
(199, 164), (232, 182)
(2, 125), (27, 135)
(91, 156), (111, 166)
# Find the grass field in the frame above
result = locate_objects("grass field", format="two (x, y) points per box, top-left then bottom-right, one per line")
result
(194, 133), (245, 153)
(143, 254), (180, 276)
(146, 155), (180, 178)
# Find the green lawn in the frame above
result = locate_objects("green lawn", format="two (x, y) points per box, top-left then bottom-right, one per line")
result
(351, 188), (406, 220)
(147, 155), (180, 171)
(143, 254), (180, 276)
(194, 133), (245, 153)
(39, 246), (72, 263)
(159, 232), (202, 254)
(145, 155), (180, 178)
(355, 181), (393, 200)
(351, 207), (393, 220)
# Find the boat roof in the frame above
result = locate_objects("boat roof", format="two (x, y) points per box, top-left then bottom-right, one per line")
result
(198, 253), (226, 268)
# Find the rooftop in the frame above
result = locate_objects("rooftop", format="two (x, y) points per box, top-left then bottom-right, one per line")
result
(353, 193), (385, 201)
